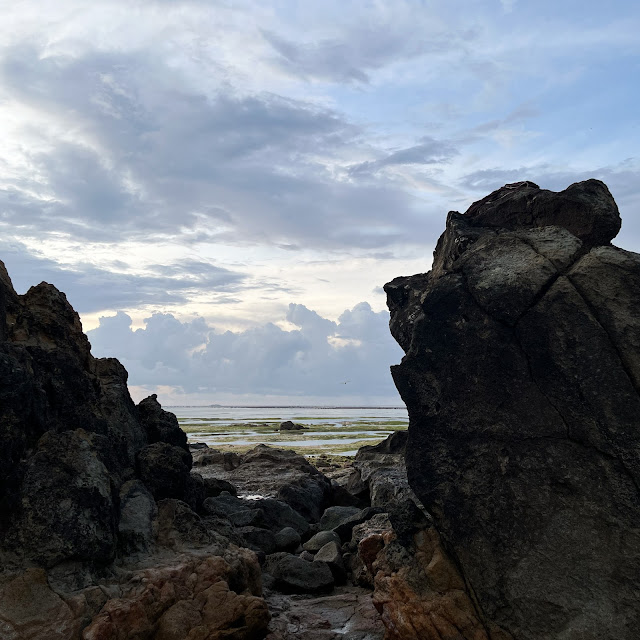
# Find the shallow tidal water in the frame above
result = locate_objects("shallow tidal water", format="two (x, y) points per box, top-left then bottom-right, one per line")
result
(170, 405), (408, 457)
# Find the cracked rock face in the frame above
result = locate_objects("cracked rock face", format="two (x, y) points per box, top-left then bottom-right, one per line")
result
(385, 179), (640, 640)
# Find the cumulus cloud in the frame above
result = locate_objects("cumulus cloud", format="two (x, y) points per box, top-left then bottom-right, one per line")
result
(87, 301), (403, 402)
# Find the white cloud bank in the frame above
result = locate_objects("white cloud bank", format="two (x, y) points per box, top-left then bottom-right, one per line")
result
(87, 301), (404, 406)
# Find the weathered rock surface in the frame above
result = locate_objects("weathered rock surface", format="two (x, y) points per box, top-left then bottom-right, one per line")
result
(195, 444), (333, 522)
(81, 551), (269, 640)
(265, 586), (385, 640)
(274, 527), (301, 552)
(314, 541), (346, 584)
(346, 432), (413, 508)
(0, 262), (271, 639)
(264, 553), (335, 594)
(371, 527), (495, 640)
(303, 530), (342, 553)
(385, 179), (640, 639)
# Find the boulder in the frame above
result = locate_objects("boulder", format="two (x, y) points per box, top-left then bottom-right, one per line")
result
(333, 506), (385, 543)
(249, 497), (310, 535)
(201, 493), (247, 518)
(386, 179), (640, 639)
(183, 472), (206, 512)
(464, 179), (620, 247)
(318, 506), (361, 531)
(279, 420), (306, 430)
(229, 508), (265, 528)
(239, 526), (277, 555)
(155, 499), (213, 549)
(117, 479), (157, 556)
(203, 477), (237, 497)
(356, 429), (407, 456)
(274, 527), (301, 552)
(303, 530), (341, 553)
(137, 394), (188, 450)
(313, 541), (346, 583)
(346, 431), (416, 508)
(264, 553), (334, 594)
(10, 429), (116, 568)
(196, 444), (332, 522)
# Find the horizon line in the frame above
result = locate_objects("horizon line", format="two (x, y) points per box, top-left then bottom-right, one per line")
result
(166, 404), (406, 409)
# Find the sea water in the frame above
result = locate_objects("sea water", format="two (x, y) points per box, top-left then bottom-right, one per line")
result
(169, 406), (408, 457)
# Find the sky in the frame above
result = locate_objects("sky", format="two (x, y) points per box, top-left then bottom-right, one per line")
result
(1, 0), (639, 406)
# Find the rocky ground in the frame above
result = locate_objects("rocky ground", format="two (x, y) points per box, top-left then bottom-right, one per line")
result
(0, 245), (480, 639)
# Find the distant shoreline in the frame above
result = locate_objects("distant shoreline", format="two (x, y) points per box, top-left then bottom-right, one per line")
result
(167, 405), (405, 409)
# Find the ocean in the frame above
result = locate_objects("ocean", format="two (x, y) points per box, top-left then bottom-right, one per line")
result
(169, 406), (408, 457)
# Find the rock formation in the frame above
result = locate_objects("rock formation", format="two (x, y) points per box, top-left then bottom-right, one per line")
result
(385, 180), (640, 639)
(0, 264), (270, 639)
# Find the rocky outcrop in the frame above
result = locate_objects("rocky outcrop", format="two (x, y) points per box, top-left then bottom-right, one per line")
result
(0, 264), (197, 567)
(345, 430), (412, 507)
(0, 263), (270, 639)
(195, 444), (333, 522)
(386, 179), (640, 639)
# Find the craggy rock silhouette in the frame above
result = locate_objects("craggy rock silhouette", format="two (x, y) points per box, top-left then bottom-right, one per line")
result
(0, 264), (269, 639)
(386, 180), (640, 640)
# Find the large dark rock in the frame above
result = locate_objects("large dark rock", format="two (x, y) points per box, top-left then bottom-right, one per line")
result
(464, 179), (621, 247)
(196, 444), (332, 522)
(0, 262), (192, 568)
(137, 394), (188, 449)
(385, 179), (640, 639)
(9, 429), (116, 568)
(0, 261), (271, 640)
(264, 553), (334, 594)
(117, 480), (157, 556)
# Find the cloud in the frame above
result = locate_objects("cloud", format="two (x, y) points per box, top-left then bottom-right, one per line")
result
(348, 136), (459, 176)
(261, 27), (447, 85)
(0, 43), (445, 251)
(0, 240), (246, 314)
(87, 301), (403, 402)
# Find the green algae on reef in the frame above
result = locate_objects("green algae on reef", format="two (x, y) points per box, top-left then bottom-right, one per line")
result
(175, 410), (407, 457)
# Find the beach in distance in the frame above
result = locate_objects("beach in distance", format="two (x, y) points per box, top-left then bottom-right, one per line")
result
(170, 405), (408, 457)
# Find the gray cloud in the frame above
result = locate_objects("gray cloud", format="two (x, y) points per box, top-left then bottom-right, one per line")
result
(0, 44), (446, 251)
(348, 136), (459, 176)
(87, 301), (403, 400)
(261, 19), (473, 84)
(0, 241), (246, 314)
